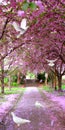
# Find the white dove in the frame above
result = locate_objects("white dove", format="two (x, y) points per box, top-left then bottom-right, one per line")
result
(46, 59), (57, 66)
(12, 18), (29, 38)
(11, 112), (31, 127)
(35, 101), (44, 108)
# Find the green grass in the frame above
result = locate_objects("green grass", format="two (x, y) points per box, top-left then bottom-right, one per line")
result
(62, 85), (65, 90)
(0, 86), (26, 105)
(43, 84), (65, 92)
(43, 85), (54, 92)
(54, 84), (65, 90)
(0, 86), (26, 95)
(11, 82), (19, 87)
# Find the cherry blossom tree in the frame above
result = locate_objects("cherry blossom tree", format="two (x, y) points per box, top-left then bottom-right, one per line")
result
(0, 0), (65, 93)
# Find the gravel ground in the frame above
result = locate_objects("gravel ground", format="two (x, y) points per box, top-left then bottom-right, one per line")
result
(1, 87), (65, 130)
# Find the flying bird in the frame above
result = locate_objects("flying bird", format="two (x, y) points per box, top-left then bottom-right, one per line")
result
(46, 59), (57, 66)
(12, 18), (29, 38)
(48, 62), (55, 67)
(35, 101), (44, 108)
(11, 112), (31, 127)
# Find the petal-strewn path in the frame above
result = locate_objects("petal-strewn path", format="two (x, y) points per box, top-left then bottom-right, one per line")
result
(3, 87), (65, 130)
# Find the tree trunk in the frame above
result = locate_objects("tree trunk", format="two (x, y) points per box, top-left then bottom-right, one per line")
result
(54, 73), (57, 90)
(45, 73), (48, 86)
(17, 72), (20, 84)
(1, 60), (4, 94)
(57, 75), (62, 91)
(51, 78), (54, 88)
(8, 75), (11, 90)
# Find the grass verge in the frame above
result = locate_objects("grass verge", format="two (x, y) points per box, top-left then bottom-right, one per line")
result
(0, 86), (26, 95)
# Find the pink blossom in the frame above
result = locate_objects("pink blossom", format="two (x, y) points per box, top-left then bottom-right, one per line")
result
(17, 10), (25, 16)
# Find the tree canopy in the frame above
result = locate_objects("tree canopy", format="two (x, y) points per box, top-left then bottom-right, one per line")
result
(0, 0), (65, 92)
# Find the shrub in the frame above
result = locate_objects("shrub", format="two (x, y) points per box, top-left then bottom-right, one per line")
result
(12, 75), (17, 82)
(37, 72), (45, 82)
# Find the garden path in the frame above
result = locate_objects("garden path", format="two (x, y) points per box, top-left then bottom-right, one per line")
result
(2, 87), (65, 130)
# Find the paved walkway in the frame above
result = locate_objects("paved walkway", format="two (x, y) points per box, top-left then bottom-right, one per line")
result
(3, 87), (65, 130)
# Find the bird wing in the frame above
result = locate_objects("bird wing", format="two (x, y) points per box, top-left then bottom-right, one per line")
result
(20, 18), (27, 30)
(12, 113), (30, 124)
(13, 115), (23, 123)
(17, 30), (25, 38)
(46, 59), (57, 63)
(21, 119), (31, 124)
(12, 21), (21, 32)
(50, 59), (57, 62)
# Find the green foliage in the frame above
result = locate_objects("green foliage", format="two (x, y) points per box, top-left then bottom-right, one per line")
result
(4, 77), (9, 84)
(47, 75), (51, 82)
(20, 75), (25, 84)
(22, 2), (37, 11)
(37, 72), (45, 82)
(39, 12), (47, 18)
(29, 2), (37, 10)
(62, 85), (65, 90)
(27, 72), (35, 79)
(11, 82), (19, 87)
(12, 75), (17, 82)
(3, 76), (18, 87)
(22, 2), (29, 11)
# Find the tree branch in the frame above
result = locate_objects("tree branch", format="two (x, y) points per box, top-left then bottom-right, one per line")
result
(0, 17), (9, 40)
(0, 42), (25, 61)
